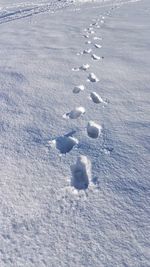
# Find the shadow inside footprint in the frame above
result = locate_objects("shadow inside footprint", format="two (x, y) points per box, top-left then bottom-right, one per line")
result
(71, 155), (91, 190)
(49, 134), (78, 154)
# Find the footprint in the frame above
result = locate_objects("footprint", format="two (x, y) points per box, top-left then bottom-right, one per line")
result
(76, 52), (83, 56)
(94, 44), (102, 49)
(72, 63), (90, 72)
(100, 20), (104, 24)
(96, 25), (100, 29)
(48, 135), (79, 154)
(92, 22), (98, 26)
(90, 92), (104, 104)
(83, 34), (89, 39)
(93, 36), (102, 41)
(85, 40), (92, 44)
(71, 155), (91, 190)
(87, 121), (102, 139)
(72, 67), (79, 72)
(88, 73), (99, 82)
(63, 107), (85, 119)
(83, 49), (92, 54)
(91, 54), (101, 60)
(73, 85), (85, 94)
(80, 64), (90, 71)
(88, 27), (93, 31)
(89, 30), (95, 34)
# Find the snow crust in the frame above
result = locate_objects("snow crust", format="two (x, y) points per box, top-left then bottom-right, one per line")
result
(0, 0), (149, 266)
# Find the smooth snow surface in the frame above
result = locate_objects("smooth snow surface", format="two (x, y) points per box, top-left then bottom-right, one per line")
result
(0, 0), (150, 266)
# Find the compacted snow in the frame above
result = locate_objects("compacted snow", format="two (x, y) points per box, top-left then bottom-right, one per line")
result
(0, 0), (149, 266)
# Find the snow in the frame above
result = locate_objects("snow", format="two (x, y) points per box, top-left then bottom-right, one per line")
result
(91, 53), (101, 60)
(88, 72), (99, 82)
(0, 0), (150, 266)
(90, 91), (104, 103)
(71, 155), (91, 190)
(73, 84), (85, 94)
(87, 121), (102, 138)
(63, 106), (86, 119)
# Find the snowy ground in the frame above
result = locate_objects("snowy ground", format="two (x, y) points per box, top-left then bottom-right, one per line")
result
(0, 0), (150, 266)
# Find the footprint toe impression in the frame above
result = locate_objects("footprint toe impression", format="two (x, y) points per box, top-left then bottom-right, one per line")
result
(63, 107), (85, 119)
(71, 155), (91, 190)
(87, 121), (102, 139)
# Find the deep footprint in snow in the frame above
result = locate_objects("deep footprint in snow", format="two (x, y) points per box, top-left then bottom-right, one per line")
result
(80, 64), (90, 71)
(87, 121), (102, 139)
(85, 40), (92, 44)
(92, 22), (98, 26)
(93, 36), (102, 41)
(91, 54), (101, 60)
(90, 91), (104, 104)
(49, 135), (79, 154)
(71, 155), (91, 190)
(72, 67), (79, 72)
(88, 30), (95, 34)
(72, 64), (90, 72)
(88, 73), (99, 82)
(63, 106), (85, 119)
(83, 34), (89, 38)
(83, 48), (92, 54)
(94, 44), (102, 49)
(73, 85), (85, 94)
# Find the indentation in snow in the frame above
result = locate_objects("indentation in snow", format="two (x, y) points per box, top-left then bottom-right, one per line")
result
(93, 36), (102, 40)
(90, 91), (104, 103)
(73, 85), (85, 94)
(91, 54), (101, 60)
(87, 121), (102, 139)
(49, 135), (79, 154)
(71, 155), (91, 190)
(80, 63), (90, 71)
(95, 43), (102, 49)
(63, 106), (85, 119)
(88, 73), (99, 82)
(83, 48), (92, 54)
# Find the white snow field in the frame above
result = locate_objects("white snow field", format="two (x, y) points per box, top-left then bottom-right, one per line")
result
(0, 0), (150, 266)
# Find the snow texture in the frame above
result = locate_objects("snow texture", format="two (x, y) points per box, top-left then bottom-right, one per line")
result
(0, 0), (149, 266)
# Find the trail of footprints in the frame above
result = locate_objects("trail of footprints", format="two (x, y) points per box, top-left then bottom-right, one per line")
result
(49, 9), (114, 190)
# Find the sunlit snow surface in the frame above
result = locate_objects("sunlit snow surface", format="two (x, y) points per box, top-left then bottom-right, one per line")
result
(0, 0), (149, 266)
